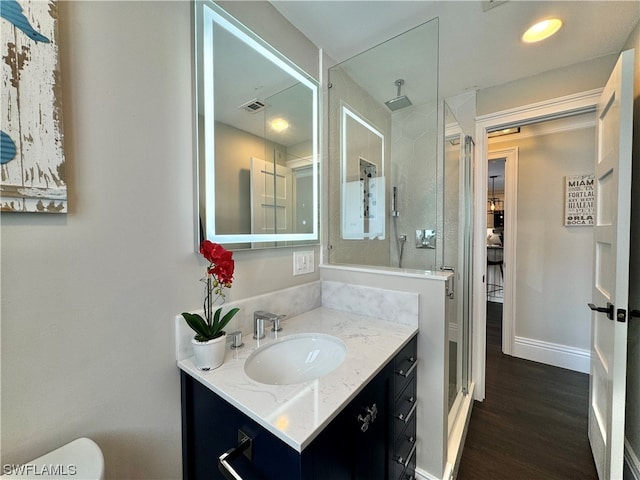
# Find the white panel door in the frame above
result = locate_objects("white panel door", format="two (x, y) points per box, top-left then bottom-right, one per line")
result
(589, 49), (634, 480)
(250, 157), (293, 236)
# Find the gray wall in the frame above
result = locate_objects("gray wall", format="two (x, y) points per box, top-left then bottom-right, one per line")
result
(623, 17), (640, 477)
(490, 124), (595, 353)
(477, 54), (618, 116)
(0, 2), (320, 478)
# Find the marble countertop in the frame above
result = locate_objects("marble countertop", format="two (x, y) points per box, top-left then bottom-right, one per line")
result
(177, 307), (417, 452)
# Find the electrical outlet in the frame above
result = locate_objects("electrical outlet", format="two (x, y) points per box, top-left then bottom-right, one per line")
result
(293, 251), (315, 275)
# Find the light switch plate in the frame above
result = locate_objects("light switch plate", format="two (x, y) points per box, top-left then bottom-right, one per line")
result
(293, 251), (315, 275)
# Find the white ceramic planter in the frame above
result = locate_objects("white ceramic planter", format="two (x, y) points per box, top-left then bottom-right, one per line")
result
(191, 333), (226, 371)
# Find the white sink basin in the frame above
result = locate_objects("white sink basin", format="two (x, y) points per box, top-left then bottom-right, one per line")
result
(244, 333), (347, 385)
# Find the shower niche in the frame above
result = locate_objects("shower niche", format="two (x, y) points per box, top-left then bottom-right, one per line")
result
(327, 18), (439, 270)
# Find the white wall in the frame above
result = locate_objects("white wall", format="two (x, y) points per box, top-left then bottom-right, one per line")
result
(623, 17), (640, 478)
(0, 2), (320, 478)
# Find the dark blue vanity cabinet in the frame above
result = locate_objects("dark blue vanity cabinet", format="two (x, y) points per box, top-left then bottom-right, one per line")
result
(181, 335), (418, 480)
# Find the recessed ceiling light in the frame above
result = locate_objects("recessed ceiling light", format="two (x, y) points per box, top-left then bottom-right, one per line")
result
(522, 18), (563, 43)
(270, 118), (289, 133)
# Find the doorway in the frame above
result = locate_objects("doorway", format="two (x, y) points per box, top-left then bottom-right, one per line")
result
(472, 89), (602, 401)
(486, 157), (505, 304)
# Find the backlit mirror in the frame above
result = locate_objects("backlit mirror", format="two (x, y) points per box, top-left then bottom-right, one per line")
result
(341, 105), (386, 240)
(194, 1), (319, 248)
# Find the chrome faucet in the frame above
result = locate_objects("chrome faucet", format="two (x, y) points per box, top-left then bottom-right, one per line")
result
(253, 311), (285, 339)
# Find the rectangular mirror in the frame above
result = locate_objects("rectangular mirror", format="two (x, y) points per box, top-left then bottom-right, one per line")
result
(341, 105), (386, 239)
(194, 1), (319, 248)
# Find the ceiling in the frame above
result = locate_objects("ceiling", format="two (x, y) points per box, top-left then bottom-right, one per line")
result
(271, 0), (639, 100)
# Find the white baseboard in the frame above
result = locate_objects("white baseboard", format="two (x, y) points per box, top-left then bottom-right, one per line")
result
(512, 336), (590, 373)
(625, 438), (640, 480)
(415, 467), (440, 480)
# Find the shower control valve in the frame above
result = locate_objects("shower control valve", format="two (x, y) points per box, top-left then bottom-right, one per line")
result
(415, 229), (436, 249)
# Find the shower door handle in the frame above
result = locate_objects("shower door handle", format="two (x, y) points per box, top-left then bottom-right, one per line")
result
(441, 266), (454, 299)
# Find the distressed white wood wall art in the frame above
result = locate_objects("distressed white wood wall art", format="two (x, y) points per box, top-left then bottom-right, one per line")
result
(1, 0), (67, 213)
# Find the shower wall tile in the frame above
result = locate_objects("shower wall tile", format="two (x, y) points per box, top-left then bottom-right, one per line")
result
(390, 101), (439, 270)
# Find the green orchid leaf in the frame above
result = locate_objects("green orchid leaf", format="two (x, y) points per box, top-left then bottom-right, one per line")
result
(216, 307), (240, 335)
(181, 312), (212, 339)
(212, 307), (222, 333)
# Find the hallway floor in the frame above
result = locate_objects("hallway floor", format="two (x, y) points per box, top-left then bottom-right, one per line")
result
(457, 302), (598, 479)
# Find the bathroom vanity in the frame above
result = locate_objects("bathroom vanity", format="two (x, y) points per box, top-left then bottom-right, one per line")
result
(178, 308), (418, 480)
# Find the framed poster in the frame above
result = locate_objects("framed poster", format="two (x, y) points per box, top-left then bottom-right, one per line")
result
(1, 0), (66, 213)
(564, 174), (594, 226)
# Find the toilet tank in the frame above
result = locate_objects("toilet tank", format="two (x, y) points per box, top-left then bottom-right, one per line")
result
(2, 438), (104, 480)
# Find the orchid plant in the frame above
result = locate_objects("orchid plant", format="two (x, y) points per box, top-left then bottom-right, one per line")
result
(182, 241), (239, 342)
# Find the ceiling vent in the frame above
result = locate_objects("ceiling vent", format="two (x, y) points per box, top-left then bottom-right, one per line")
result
(238, 98), (268, 113)
(482, 0), (507, 12)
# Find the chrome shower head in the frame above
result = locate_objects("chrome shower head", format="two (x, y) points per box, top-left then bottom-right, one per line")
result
(385, 79), (412, 111)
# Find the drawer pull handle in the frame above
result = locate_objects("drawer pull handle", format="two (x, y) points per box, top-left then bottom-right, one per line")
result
(218, 431), (252, 480)
(366, 403), (378, 422)
(396, 401), (417, 424)
(396, 361), (417, 378)
(395, 443), (417, 468)
(357, 403), (378, 432)
(357, 413), (371, 432)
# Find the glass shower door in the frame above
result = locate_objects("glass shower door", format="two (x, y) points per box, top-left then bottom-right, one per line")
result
(443, 103), (473, 420)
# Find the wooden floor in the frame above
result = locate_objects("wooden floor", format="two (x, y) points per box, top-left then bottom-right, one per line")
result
(457, 302), (598, 480)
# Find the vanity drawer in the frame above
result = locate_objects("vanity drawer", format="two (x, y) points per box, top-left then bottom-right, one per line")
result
(392, 374), (417, 442)
(391, 415), (417, 480)
(393, 338), (417, 401)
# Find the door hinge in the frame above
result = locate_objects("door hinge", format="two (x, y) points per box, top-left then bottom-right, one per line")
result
(617, 308), (626, 323)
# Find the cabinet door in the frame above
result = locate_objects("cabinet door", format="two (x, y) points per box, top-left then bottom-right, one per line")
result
(182, 373), (303, 480)
(306, 363), (391, 480)
(351, 365), (390, 479)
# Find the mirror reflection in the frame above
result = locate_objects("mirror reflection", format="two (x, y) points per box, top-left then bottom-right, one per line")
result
(328, 18), (439, 269)
(195, 2), (319, 248)
(341, 106), (385, 240)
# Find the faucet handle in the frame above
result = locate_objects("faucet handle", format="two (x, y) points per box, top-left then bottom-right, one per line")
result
(229, 331), (244, 349)
(271, 315), (286, 332)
